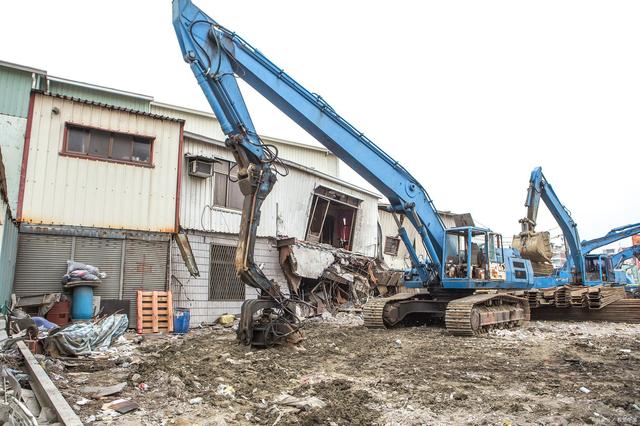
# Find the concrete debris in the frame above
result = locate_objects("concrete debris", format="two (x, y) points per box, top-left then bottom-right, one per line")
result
(278, 239), (403, 316)
(274, 393), (327, 411)
(188, 396), (203, 405)
(216, 384), (236, 399)
(80, 382), (127, 399)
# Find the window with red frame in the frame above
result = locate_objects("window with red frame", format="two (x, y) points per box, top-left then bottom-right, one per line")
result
(65, 124), (153, 165)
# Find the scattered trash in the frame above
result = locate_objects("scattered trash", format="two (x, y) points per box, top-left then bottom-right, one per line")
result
(189, 397), (203, 405)
(76, 397), (91, 406)
(394, 339), (402, 348)
(274, 393), (327, 411)
(620, 349), (631, 353)
(217, 314), (235, 327)
(579, 387), (591, 394)
(216, 384), (235, 399)
(138, 383), (149, 392)
(102, 398), (139, 414)
(80, 382), (127, 399)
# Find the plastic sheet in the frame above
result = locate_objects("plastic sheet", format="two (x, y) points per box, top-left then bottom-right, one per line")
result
(45, 314), (128, 356)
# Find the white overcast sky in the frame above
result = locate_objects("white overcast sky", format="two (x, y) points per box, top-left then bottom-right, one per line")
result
(1, 1), (638, 249)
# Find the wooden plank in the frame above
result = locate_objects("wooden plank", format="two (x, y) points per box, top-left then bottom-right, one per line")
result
(136, 290), (143, 334)
(152, 292), (159, 333)
(166, 290), (174, 333)
(17, 341), (83, 426)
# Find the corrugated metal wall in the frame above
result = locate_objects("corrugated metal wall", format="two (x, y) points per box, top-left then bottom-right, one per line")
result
(180, 137), (379, 256)
(0, 66), (33, 118)
(14, 231), (168, 327)
(0, 207), (18, 308)
(170, 232), (285, 325)
(150, 104), (226, 141)
(122, 239), (168, 328)
(0, 116), (27, 215)
(151, 103), (339, 176)
(21, 93), (181, 232)
(14, 233), (73, 295)
(49, 81), (150, 112)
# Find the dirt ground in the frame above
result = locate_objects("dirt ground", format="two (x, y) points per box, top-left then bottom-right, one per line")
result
(45, 316), (640, 425)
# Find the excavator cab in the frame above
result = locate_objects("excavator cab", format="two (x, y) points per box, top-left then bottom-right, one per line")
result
(585, 254), (611, 284)
(442, 227), (507, 286)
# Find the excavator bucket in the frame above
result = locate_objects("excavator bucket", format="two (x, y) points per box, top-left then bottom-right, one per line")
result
(513, 231), (553, 264)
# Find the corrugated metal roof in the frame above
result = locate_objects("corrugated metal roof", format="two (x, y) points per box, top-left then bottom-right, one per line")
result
(48, 76), (153, 101)
(0, 60), (46, 75)
(42, 92), (182, 122)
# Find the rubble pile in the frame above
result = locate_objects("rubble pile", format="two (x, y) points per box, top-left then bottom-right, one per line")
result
(278, 239), (403, 316)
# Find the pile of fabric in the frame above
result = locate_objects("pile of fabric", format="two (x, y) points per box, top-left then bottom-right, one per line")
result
(61, 261), (107, 287)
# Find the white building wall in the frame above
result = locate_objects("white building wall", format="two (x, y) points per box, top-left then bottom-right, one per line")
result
(181, 136), (379, 256)
(378, 208), (429, 270)
(170, 231), (287, 324)
(21, 93), (182, 232)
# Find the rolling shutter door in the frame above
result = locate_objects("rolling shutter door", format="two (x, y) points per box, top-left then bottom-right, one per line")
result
(73, 237), (123, 300)
(123, 240), (168, 328)
(14, 234), (72, 296)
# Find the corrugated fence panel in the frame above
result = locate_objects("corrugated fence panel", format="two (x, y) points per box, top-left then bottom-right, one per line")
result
(48, 81), (150, 112)
(73, 237), (122, 300)
(14, 234), (72, 296)
(123, 240), (168, 328)
(0, 66), (32, 118)
(21, 93), (180, 232)
(0, 208), (19, 307)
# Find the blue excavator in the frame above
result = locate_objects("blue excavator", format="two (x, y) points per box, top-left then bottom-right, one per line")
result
(172, 0), (602, 346)
(515, 166), (640, 287)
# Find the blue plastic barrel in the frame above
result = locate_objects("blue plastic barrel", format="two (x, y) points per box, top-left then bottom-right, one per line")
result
(71, 286), (94, 320)
(173, 308), (190, 334)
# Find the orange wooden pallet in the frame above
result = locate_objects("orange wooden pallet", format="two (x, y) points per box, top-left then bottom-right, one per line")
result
(136, 290), (174, 334)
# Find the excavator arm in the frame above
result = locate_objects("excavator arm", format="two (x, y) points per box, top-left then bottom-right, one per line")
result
(517, 167), (585, 283)
(581, 223), (640, 255)
(172, 0), (445, 287)
(610, 245), (640, 269)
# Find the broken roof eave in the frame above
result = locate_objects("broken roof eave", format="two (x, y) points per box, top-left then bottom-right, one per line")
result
(183, 131), (380, 200)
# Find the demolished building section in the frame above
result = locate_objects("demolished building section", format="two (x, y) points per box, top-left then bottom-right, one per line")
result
(277, 239), (403, 316)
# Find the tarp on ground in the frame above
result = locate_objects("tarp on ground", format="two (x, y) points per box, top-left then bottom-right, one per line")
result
(45, 314), (128, 356)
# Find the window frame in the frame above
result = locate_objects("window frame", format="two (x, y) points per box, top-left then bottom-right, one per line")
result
(61, 122), (155, 168)
(209, 243), (246, 301)
(383, 236), (401, 256)
(212, 158), (243, 211)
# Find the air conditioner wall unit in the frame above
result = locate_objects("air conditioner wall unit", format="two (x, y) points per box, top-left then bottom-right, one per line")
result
(187, 156), (217, 178)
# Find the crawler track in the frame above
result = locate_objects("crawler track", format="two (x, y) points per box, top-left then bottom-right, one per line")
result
(445, 293), (530, 336)
(363, 293), (417, 328)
